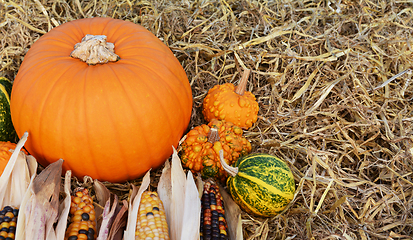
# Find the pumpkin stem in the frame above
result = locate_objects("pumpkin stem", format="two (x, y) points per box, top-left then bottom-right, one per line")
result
(235, 69), (251, 96)
(219, 150), (238, 177)
(208, 128), (220, 144)
(70, 34), (120, 65)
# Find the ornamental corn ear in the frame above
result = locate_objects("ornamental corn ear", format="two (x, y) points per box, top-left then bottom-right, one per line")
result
(0, 206), (18, 240)
(65, 188), (97, 240)
(135, 191), (169, 240)
(200, 181), (229, 240)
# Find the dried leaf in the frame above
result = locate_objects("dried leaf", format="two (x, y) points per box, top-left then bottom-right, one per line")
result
(94, 179), (112, 207)
(97, 194), (119, 240)
(94, 179), (113, 235)
(15, 159), (63, 240)
(107, 200), (129, 240)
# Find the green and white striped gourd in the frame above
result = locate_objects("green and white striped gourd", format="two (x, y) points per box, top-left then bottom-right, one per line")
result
(220, 151), (295, 217)
(0, 77), (16, 142)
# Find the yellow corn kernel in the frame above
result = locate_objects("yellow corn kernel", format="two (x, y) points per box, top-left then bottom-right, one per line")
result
(5, 212), (14, 218)
(79, 222), (89, 230)
(75, 191), (83, 198)
(72, 196), (82, 204)
(74, 209), (84, 216)
(71, 215), (82, 222)
(65, 188), (97, 240)
(83, 205), (92, 213)
(135, 191), (169, 240)
(77, 233), (88, 240)
(78, 202), (86, 209)
(1, 222), (10, 228)
(0, 206), (19, 240)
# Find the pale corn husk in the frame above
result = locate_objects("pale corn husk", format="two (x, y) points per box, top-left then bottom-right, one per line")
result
(123, 169), (151, 240)
(157, 160), (172, 220)
(94, 178), (112, 234)
(54, 170), (72, 240)
(0, 132), (37, 208)
(157, 147), (201, 240)
(95, 179), (120, 240)
(106, 199), (128, 240)
(195, 173), (204, 199)
(179, 171), (201, 240)
(15, 159), (66, 240)
(95, 179), (112, 209)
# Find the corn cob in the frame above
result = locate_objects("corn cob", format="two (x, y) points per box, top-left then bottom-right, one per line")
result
(65, 188), (97, 240)
(0, 206), (18, 240)
(135, 191), (169, 240)
(200, 181), (229, 240)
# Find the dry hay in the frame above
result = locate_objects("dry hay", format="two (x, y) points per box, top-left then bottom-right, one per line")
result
(1, 0), (413, 239)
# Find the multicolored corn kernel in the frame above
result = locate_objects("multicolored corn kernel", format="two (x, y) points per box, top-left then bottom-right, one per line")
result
(200, 181), (229, 240)
(135, 191), (169, 240)
(0, 206), (18, 240)
(65, 188), (96, 240)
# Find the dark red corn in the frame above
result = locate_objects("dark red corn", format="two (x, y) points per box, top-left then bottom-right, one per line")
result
(200, 180), (229, 240)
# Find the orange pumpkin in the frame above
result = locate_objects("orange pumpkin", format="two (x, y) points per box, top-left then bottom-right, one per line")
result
(202, 69), (259, 129)
(10, 17), (193, 182)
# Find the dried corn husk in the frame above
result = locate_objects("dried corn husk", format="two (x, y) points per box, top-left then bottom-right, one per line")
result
(95, 179), (121, 240)
(106, 200), (128, 240)
(157, 147), (201, 240)
(124, 169), (151, 240)
(55, 170), (72, 240)
(0, 132), (37, 208)
(15, 159), (69, 240)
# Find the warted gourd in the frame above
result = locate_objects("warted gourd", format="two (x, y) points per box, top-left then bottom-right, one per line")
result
(180, 119), (251, 181)
(202, 69), (259, 129)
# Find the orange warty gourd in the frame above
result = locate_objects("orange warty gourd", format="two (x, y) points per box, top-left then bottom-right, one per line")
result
(10, 17), (193, 182)
(202, 69), (259, 129)
(180, 119), (252, 181)
(0, 141), (27, 176)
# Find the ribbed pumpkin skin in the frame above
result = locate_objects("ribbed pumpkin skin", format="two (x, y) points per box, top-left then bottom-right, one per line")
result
(10, 18), (193, 182)
(227, 153), (295, 217)
(0, 77), (16, 142)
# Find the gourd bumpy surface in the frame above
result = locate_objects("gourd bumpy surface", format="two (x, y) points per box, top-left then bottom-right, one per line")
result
(203, 83), (259, 129)
(0, 141), (26, 176)
(180, 119), (252, 181)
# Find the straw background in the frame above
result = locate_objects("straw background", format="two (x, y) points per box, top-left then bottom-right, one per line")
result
(1, 0), (413, 239)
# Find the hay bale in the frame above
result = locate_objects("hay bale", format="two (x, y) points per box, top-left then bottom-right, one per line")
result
(1, 0), (412, 238)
